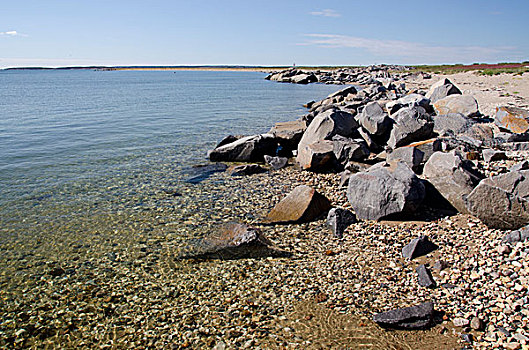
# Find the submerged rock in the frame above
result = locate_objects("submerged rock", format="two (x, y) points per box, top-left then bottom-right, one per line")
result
(228, 164), (267, 176)
(185, 163), (228, 184)
(264, 185), (332, 224)
(373, 301), (435, 330)
(178, 222), (290, 260)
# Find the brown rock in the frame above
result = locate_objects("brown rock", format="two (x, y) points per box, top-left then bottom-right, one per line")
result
(264, 185), (332, 224)
(495, 106), (529, 134)
(297, 140), (336, 171)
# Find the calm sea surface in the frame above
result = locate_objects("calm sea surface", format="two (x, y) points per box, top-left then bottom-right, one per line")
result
(0, 70), (340, 235)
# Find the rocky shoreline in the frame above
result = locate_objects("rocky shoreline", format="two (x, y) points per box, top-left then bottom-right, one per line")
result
(202, 66), (529, 349)
(1, 66), (529, 349)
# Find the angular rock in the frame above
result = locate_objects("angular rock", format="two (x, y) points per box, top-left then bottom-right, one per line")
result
(216, 135), (242, 148)
(503, 224), (529, 244)
(387, 106), (434, 149)
(386, 94), (431, 115)
(426, 78), (462, 103)
(178, 222), (289, 260)
(347, 162), (425, 220)
(433, 95), (480, 119)
(423, 151), (484, 214)
(264, 185), (332, 224)
(495, 106), (529, 134)
(433, 113), (476, 135)
(403, 138), (442, 163)
(268, 119), (307, 150)
(500, 142), (529, 151)
(402, 236), (439, 260)
(453, 318), (470, 327)
(373, 301), (435, 330)
(297, 109), (358, 152)
(209, 134), (278, 162)
(228, 164), (266, 176)
(357, 102), (393, 137)
(332, 135), (370, 165)
(297, 140), (336, 171)
(482, 149), (507, 162)
(511, 160), (529, 172)
(416, 264), (436, 288)
(291, 73), (318, 84)
(264, 155), (288, 170)
(327, 208), (357, 238)
(386, 147), (424, 173)
(466, 170), (529, 230)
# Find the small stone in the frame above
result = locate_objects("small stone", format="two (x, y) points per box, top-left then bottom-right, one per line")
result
(402, 236), (439, 260)
(453, 317), (470, 327)
(498, 245), (512, 254)
(470, 316), (484, 331)
(373, 301), (435, 329)
(461, 333), (473, 343)
(505, 342), (522, 350)
(416, 264), (436, 288)
(327, 208), (357, 238)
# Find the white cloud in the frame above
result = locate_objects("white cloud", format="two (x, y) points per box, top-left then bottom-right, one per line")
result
(310, 9), (341, 17)
(299, 34), (516, 64)
(0, 30), (28, 37)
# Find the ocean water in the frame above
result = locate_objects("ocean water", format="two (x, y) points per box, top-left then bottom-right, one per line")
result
(0, 70), (340, 235)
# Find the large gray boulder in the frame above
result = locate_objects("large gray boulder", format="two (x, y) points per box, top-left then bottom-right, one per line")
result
(466, 170), (529, 230)
(433, 95), (480, 119)
(177, 222), (289, 260)
(347, 161), (425, 220)
(373, 301), (435, 330)
(495, 106), (529, 134)
(357, 101), (392, 137)
(387, 106), (434, 149)
(291, 73), (318, 84)
(265, 185), (332, 224)
(297, 109), (358, 152)
(433, 113), (477, 135)
(423, 151), (484, 214)
(209, 134), (278, 162)
(297, 140), (336, 171)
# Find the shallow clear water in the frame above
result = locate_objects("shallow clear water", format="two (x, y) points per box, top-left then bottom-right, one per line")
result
(0, 70), (340, 234)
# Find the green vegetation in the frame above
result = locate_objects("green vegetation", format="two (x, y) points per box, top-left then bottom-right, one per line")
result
(409, 62), (529, 76)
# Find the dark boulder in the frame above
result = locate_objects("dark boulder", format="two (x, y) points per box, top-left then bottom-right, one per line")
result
(347, 162), (425, 220)
(386, 146), (424, 173)
(264, 155), (288, 170)
(332, 135), (370, 166)
(482, 149), (507, 162)
(357, 101), (393, 137)
(268, 119), (307, 150)
(327, 208), (357, 238)
(373, 301), (435, 330)
(177, 222), (289, 260)
(264, 185), (332, 224)
(209, 134), (278, 162)
(387, 106), (434, 149)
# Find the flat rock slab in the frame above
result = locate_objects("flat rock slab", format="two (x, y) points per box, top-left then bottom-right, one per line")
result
(177, 222), (290, 260)
(402, 236), (439, 260)
(185, 163), (228, 184)
(265, 185), (332, 224)
(373, 301), (435, 330)
(228, 164), (266, 176)
(495, 106), (529, 134)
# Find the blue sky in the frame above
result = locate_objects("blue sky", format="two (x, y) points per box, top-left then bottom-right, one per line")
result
(0, 0), (528, 68)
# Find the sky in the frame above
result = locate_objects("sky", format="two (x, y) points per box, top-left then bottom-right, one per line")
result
(0, 0), (528, 68)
